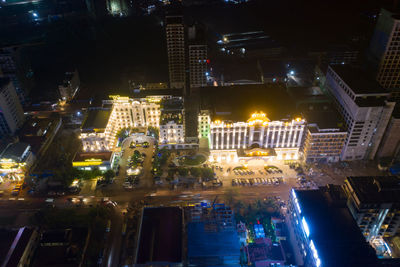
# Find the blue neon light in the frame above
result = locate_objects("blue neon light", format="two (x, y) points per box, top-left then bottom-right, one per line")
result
(302, 217), (310, 237)
(310, 240), (321, 267)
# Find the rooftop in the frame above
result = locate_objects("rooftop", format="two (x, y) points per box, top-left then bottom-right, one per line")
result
(0, 142), (30, 162)
(194, 84), (298, 122)
(246, 238), (285, 264)
(0, 77), (11, 90)
(81, 109), (111, 131)
(73, 152), (112, 162)
(136, 207), (182, 264)
(1, 227), (36, 267)
(329, 65), (389, 95)
(294, 188), (378, 267)
(346, 176), (400, 204)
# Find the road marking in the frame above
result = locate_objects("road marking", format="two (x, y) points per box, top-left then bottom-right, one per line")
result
(18, 198), (25, 201)
(9, 198), (16, 200)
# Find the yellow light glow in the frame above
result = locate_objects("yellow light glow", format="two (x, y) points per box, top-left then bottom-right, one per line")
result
(109, 95), (129, 100)
(295, 117), (302, 122)
(247, 112), (270, 125)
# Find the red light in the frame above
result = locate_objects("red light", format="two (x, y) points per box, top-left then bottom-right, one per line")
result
(206, 59), (210, 64)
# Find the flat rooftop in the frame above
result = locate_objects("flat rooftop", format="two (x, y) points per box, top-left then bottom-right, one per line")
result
(73, 152), (112, 162)
(194, 84), (298, 122)
(294, 188), (377, 267)
(346, 176), (400, 204)
(0, 77), (11, 89)
(136, 207), (182, 264)
(329, 65), (389, 95)
(81, 109), (111, 131)
(0, 142), (30, 161)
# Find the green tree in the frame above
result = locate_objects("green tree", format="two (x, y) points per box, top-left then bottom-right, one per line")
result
(177, 167), (189, 177)
(201, 167), (214, 181)
(147, 126), (159, 139)
(116, 127), (131, 140)
(103, 170), (115, 182)
(190, 167), (202, 178)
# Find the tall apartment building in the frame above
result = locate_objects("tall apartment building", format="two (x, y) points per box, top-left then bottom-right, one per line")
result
(369, 8), (400, 98)
(343, 176), (400, 240)
(188, 24), (207, 88)
(326, 65), (394, 161)
(166, 16), (186, 89)
(189, 45), (207, 88)
(0, 78), (25, 136)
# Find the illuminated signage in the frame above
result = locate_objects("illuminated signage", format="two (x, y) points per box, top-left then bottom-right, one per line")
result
(72, 158), (103, 167)
(109, 95), (129, 100)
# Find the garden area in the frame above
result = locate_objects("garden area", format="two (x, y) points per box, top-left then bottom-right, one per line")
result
(177, 154), (206, 166)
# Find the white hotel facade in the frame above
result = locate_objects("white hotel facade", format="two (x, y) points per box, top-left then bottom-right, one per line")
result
(206, 112), (306, 162)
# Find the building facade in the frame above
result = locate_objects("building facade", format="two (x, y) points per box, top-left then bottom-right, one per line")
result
(377, 115), (400, 158)
(288, 187), (378, 267)
(209, 112), (306, 162)
(80, 96), (163, 151)
(343, 176), (400, 240)
(0, 45), (34, 104)
(189, 44), (207, 88)
(58, 69), (80, 102)
(303, 124), (347, 163)
(369, 8), (400, 95)
(0, 78), (24, 136)
(166, 16), (186, 89)
(326, 65), (394, 161)
(198, 110), (210, 138)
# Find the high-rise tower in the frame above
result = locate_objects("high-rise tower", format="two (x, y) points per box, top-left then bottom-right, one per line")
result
(166, 16), (186, 89)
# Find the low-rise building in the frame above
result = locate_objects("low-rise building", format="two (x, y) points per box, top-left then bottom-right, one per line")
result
(31, 228), (89, 267)
(244, 237), (285, 267)
(80, 108), (112, 152)
(19, 114), (62, 158)
(0, 142), (35, 179)
(302, 110), (347, 163)
(289, 186), (378, 267)
(0, 227), (40, 267)
(58, 69), (80, 102)
(187, 203), (240, 266)
(343, 176), (400, 240)
(72, 151), (114, 171)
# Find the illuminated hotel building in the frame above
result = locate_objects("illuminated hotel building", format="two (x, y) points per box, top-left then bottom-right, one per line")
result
(209, 112), (306, 162)
(80, 96), (162, 151)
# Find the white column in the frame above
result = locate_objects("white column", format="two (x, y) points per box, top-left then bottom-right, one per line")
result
(243, 127), (247, 149)
(232, 128), (236, 148)
(287, 125), (294, 148)
(260, 127), (265, 146)
(276, 125), (282, 147)
(265, 126), (270, 148)
(221, 126), (225, 149)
